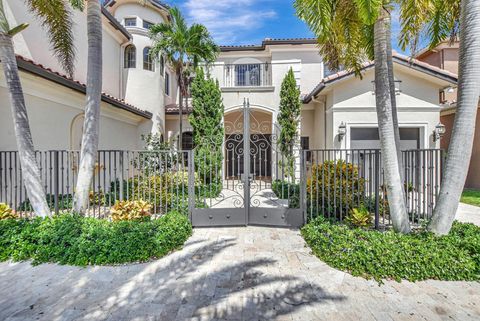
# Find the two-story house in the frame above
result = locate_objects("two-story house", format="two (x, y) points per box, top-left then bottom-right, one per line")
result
(1, 0), (457, 166)
(1, 0), (175, 151)
(165, 39), (457, 169)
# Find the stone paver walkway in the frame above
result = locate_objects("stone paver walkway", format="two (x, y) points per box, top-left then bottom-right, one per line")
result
(0, 227), (479, 321)
(457, 202), (480, 226)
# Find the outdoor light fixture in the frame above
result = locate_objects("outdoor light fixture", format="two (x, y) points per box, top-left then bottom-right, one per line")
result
(433, 123), (446, 142)
(338, 122), (347, 141)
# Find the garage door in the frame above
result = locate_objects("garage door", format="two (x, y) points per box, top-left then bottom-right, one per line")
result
(350, 127), (420, 150)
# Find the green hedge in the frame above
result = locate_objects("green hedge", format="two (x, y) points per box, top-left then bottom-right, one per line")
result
(271, 179), (300, 208)
(302, 217), (480, 282)
(0, 211), (192, 266)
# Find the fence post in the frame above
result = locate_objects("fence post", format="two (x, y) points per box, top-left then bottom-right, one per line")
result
(300, 150), (306, 225)
(119, 151), (124, 202)
(53, 150), (59, 215)
(187, 150), (195, 222)
(374, 150), (380, 230)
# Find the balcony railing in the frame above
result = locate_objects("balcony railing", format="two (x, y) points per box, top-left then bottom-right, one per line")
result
(223, 63), (272, 88)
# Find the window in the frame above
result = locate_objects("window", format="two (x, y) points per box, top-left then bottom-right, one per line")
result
(143, 47), (154, 71)
(235, 64), (260, 86)
(165, 72), (170, 95)
(124, 45), (136, 68)
(182, 132), (194, 150)
(124, 18), (136, 27)
(159, 55), (165, 75)
(143, 20), (154, 30)
(301, 136), (311, 162)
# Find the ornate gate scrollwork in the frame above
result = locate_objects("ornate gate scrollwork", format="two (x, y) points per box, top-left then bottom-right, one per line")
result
(191, 98), (304, 227)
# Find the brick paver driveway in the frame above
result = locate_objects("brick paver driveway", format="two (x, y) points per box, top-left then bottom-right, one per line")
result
(0, 227), (479, 321)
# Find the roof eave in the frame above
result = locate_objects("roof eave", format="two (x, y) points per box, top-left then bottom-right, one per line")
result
(101, 7), (132, 41)
(16, 57), (152, 119)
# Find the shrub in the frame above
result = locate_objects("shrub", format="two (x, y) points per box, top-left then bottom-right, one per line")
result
(0, 203), (17, 220)
(271, 179), (300, 208)
(110, 200), (152, 222)
(346, 206), (372, 227)
(306, 160), (365, 219)
(122, 171), (197, 211)
(301, 217), (480, 282)
(0, 211), (192, 266)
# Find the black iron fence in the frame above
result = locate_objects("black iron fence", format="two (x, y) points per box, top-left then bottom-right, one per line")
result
(0, 149), (444, 228)
(0, 150), (192, 218)
(301, 149), (444, 228)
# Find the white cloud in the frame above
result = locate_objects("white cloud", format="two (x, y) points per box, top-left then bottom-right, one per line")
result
(182, 0), (277, 44)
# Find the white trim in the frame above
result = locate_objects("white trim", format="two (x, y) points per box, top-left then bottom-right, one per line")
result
(224, 103), (276, 114)
(221, 86), (275, 93)
(326, 106), (441, 113)
(344, 122), (429, 149)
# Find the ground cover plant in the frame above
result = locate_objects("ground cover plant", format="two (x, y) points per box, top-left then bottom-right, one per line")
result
(461, 189), (480, 207)
(0, 211), (192, 266)
(302, 216), (480, 282)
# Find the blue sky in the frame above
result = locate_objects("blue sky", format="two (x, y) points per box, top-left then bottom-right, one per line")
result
(166, 0), (406, 53)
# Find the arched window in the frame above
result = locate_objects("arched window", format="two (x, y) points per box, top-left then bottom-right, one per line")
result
(143, 47), (154, 71)
(159, 55), (165, 75)
(124, 45), (136, 68)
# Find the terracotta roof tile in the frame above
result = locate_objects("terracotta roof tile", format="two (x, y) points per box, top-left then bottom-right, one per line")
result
(303, 52), (458, 103)
(14, 55), (152, 119)
(165, 104), (192, 115)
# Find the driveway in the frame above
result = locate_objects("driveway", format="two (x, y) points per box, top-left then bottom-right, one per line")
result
(0, 226), (479, 321)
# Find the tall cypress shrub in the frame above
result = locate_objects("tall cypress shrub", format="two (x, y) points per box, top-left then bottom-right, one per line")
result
(189, 68), (224, 188)
(277, 68), (301, 177)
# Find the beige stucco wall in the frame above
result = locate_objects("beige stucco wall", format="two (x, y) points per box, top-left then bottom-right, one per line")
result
(210, 45), (322, 120)
(0, 70), (148, 151)
(5, 0), (125, 98)
(318, 66), (445, 149)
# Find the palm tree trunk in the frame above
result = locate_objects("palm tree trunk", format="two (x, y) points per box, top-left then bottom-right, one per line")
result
(0, 33), (50, 217)
(73, 0), (102, 214)
(385, 12), (403, 178)
(178, 83), (184, 150)
(428, 0), (480, 235)
(374, 9), (410, 233)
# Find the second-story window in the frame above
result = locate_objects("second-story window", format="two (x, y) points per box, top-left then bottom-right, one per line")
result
(160, 55), (165, 75)
(165, 72), (170, 96)
(235, 64), (260, 86)
(143, 20), (154, 30)
(124, 45), (136, 68)
(124, 18), (136, 27)
(143, 47), (154, 71)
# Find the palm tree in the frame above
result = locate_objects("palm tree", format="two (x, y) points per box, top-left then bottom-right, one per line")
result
(149, 7), (218, 149)
(399, 0), (480, 235)
(0, 0), (81, 217)
(73, 0), (103, 214)
(294, 0), (411, 233)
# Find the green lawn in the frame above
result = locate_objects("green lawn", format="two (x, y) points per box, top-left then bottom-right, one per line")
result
(461, 189), (480, 207)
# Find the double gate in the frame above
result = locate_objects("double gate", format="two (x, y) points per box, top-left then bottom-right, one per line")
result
(192, 99), (304, 227)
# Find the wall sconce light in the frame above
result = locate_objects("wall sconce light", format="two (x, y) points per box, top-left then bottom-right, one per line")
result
(433, 123), (446, 142)
(446, 86), (455, 93)
(338, 122), (346, 141)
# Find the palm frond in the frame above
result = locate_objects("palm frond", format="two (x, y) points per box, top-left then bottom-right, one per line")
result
(0, 1), (11, 34)
(353, 0), (382, 25)
(25, 0), (77, 77)
(149, 6), (218, 72)
(398, 0), (459, 55)
(69, 0), (84, 10)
